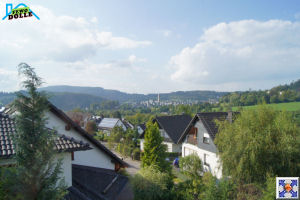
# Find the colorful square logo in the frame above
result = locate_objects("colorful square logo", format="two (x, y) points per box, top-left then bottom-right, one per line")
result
(276, 177), (299, 199)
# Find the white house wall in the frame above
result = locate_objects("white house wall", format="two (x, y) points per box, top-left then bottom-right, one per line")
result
(45, 112), (115, 170)
(56, 152), (72, 187)
(0, 152), (73, 187)
(182, 120), (222, 178)
(182, 143), (222, 179)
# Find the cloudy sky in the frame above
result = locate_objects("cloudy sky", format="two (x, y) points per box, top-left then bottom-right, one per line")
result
(1, 0), (300, 93)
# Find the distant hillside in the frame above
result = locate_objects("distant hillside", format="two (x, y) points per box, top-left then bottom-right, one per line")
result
(0, 91), (106, 111)
(220, 79), (300, 107)
(48, 92), (106, 111)
(40, 85), (227, 103)
(0, 92), (16, 106)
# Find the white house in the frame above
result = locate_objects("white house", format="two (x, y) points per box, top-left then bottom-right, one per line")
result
(2, 103), (131, 199)
(46, 104), (127, 171)
(178, 112), (236, 179)
(140, 114), (192, 153)
(0, 112), (91, 187)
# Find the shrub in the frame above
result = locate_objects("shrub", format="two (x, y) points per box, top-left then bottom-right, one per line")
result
(131, 165), (174, 200)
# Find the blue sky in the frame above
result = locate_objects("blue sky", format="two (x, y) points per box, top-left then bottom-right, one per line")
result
(0, 0), (300, 93)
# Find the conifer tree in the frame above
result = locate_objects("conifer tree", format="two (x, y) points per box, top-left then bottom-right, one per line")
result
(10, 63), (66, 199)
(141, 121), (170, 173)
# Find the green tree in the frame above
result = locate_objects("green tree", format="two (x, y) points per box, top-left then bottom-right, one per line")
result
(141, 121), (170, 173)
(85, 121), (97, 135)
(179, 154), (204, 200)
(215, 105), (300, 184)
(7, 63), (66, 199)
(131, 165), (173, 200)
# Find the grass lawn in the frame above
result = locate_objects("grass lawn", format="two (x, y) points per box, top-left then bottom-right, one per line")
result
(232, 102), (300, 112)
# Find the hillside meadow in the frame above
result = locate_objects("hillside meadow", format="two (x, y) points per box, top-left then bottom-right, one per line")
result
(232, 102), (300, 111)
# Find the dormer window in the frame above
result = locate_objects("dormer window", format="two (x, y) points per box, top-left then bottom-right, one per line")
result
(203, 133), (209, 144)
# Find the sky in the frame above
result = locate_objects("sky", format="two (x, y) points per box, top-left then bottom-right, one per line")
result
(0, 0), (300, 94)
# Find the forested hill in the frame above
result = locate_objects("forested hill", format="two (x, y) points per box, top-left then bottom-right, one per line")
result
(0, 91), (106, 111)
(39, 85), (228, 103)
(220, 79), (300, 107)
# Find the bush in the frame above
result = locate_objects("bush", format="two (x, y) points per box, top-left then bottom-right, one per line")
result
(131, 165), (174, 200)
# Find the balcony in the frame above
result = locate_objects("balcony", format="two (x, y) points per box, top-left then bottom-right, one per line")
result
(187, 135), (197, 145)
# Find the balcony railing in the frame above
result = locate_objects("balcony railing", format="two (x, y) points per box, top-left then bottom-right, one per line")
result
(187, 135), (197, 145)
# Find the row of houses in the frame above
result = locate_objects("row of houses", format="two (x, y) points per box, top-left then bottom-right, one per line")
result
(140, 112), (236, 179)
(0, 103), (133, 200)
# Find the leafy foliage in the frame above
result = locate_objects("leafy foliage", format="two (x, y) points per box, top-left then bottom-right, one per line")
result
(131, 165), (174, 200)
(85, 121), (97, 135)
(215, 105), (300, 183)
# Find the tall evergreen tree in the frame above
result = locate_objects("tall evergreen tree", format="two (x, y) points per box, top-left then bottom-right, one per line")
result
(10, 63), (66, 199)
(141, 121), (170, 173)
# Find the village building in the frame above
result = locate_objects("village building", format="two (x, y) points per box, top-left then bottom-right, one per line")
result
(178, 112), (237, 179)
(1, 103), (131, 200)
(98, 118), (127, 135)
(140, 114), (192, 153)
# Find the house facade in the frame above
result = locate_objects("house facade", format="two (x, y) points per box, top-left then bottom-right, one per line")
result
(140, 114), (192, 153)
(0, 112), (91, 187)
(179, 112), (236, 179)
(1, 103), (130, 199)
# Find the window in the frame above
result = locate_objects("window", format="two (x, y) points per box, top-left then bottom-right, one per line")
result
(193, 127), (198, 139)
(71, 152), (74, 161)
(204, 154), (209, 166)
(203, 133), (209, 144)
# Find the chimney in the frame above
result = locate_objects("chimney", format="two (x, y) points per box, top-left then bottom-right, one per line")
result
(227, 111), (233, 123)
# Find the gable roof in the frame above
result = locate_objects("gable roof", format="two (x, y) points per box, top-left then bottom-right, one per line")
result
(178, 112), (238, 142)
(98, 118), (121, 130)
(0, 113), (91, 158)
(48, 104), (128, 168)
(153, 114), (192, 144)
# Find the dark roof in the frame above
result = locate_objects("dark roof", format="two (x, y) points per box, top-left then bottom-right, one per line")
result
(65, 187), (92, 200)
(178, 112), (238, 142)
(48, 103), (128, 168)
(0, 113), (91, 158)
(138, 123), (146, 131)
(122, 120), (133, 129)
(71, 164), (131, 200)
(154, 114), (192, 144)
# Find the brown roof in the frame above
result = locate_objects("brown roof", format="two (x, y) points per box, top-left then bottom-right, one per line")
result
(0, 113), (91, 158)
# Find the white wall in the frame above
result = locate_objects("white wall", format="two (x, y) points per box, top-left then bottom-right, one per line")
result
(55, 152), (72, 187)
(182, 143), (222, 179)
(0, 153), (73, 187)
(140, 139), (144, 151)
(172, 143), (182, 153)
(182, 120), (222, 179)
(45, 112), (115, 170)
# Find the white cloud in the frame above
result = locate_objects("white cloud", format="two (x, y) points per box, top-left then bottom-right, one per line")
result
(170, 20), (300, 90)
(0, 5), (152, 63)
(0, 68), (19, 91)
